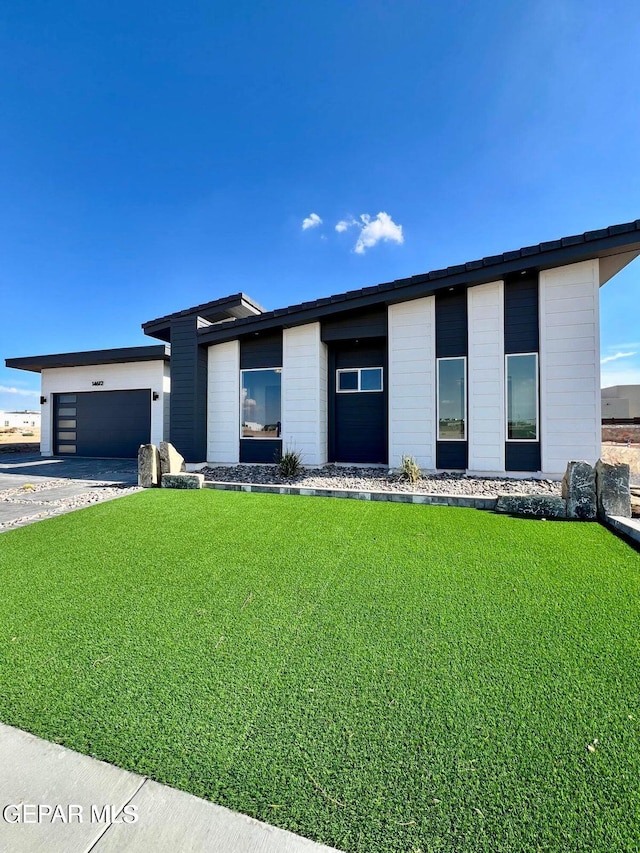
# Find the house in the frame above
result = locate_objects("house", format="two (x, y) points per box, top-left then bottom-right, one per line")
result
(601, 385), (640, 419)
(0, 411), (41, 430)
(6, 220), (640, 478)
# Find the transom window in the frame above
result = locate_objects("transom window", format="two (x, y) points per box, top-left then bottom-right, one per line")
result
(336, 367), (383, 393)
(506, 353), (538, 441)
(437, 357), (467, 440)
(241, 368), (282, 439)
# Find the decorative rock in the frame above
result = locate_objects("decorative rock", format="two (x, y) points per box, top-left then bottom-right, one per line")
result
(161, 472), (204, 489)
(595, 459), (631, 519)
(495, 494), (567, 518)
(138, 444), (160, 488)
(159, 441), (186, 475)
(561, 461), (596, 520)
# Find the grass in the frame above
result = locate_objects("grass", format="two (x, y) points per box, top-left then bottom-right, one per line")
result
(1, 490), (639, 852)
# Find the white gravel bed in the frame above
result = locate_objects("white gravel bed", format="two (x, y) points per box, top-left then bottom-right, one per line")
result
(201, 465), (562, 497)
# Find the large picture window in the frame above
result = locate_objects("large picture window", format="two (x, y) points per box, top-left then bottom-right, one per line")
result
(437, 357), (466, 440)
(506, 353), (538, 441)
(241, 369), (281, 439)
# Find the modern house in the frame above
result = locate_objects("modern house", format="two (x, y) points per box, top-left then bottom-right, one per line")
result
(6, 219), (640, 477)
(0, 411), (40, 430)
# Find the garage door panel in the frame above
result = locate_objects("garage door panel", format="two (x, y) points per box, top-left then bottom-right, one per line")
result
(54, 390), (151, 458)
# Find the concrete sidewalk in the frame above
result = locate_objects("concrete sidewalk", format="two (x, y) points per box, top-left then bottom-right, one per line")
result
(0, 723), (342, 853)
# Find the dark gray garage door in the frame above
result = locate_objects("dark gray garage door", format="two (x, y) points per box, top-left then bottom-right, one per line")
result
(53, 390), (151, 458)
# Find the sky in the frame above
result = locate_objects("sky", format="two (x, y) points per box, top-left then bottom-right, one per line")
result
(1, 0), (639, 411)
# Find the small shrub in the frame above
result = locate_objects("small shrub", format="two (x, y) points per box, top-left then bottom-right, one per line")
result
(277, 448), (304, 478)
(400, 454), (421, 484)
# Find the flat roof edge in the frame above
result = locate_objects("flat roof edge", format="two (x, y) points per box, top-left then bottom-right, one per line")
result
(6, 345), (170, 373)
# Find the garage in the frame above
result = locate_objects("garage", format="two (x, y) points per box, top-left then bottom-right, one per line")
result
(53, 390), (151, 458)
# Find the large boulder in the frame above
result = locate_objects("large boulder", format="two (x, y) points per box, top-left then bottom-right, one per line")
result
(138, 444), (160, 488)
(595, 459), (631, 519)
(561, 461), (596, 520)
(159, 441), (186, 475)
(495, 494), (567, 519)
(161, 472), (204, 489)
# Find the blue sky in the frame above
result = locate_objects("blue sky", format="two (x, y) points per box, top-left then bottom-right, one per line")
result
(1, 0), (639, 411)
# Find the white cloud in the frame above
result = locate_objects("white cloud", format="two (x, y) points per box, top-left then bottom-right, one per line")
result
(353, 212), (404, 254)
(302, 213), (322, 230)
(335, 219), (356, 233)
(0, 385), (38, 397)
(601, 351), (637, 364)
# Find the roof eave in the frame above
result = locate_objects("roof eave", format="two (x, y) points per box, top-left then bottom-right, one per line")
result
(197, 229), (640, 346)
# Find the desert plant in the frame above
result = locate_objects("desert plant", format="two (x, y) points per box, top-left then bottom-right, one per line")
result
(277, 448), (304, 478)
(400, 454), (421, 484)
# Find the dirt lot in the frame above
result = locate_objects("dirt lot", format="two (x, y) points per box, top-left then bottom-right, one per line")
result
(601, 442), (640, 481)
(0, 429), (40, 452)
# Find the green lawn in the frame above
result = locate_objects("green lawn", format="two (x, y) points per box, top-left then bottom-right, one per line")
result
(1, 491), (639, 852)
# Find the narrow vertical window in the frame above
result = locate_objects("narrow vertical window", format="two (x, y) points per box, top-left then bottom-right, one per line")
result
(240, 369), (282, 438)
(437, 357), (466, 440)
(506, 353), (538, 440)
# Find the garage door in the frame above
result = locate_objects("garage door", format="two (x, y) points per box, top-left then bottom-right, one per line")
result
(53, 390), (151, 458)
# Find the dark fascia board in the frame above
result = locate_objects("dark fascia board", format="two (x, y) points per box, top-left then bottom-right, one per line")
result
(197, 220), (640, 346)
(6, 345), (171, 374)
(142, 292), (265, 340)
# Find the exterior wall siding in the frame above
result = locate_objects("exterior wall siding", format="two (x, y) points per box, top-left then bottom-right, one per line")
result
(169, 315), (207, 462)
(388, 297), (436, 469)
(207, 341), (240, 464)
(40, 361), (167, 456)
(282, 323), (328, 466)
(467, 281), (505, 473)
(539, 259), (601, 475)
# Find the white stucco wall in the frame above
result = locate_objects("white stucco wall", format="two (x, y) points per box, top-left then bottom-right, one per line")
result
(467, 280), (505, 473)
(40, 360), (168, 456)
(163, 361), (171, 440)
(282, 323), (328, 466)
(207, 340), (240, 464)
(388, 296), (436, 469)
(0, 411), (40, 429)
(539, 259), (601, 475)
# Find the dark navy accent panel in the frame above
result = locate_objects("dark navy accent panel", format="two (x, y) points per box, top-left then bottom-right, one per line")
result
(240, 439), (282, 463)
(55, 390), (151, 458)
(436, 441), (468, 470)
(504, 277), (539, 354)
(240, 334), (283, 369)
(328, 340), (387, 464)
(169, 315), (207, 462)
(321, 308), (387, 342)
(505, 442), (541, 472)
(435, 290), (468, 358)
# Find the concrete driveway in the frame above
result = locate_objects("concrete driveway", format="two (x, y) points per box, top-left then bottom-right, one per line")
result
(0, 453), (139, 531)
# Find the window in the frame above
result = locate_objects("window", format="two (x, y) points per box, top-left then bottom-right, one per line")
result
(506, 353), (538, 441)
(336, 367), (383, 393)
(437, 357), (466, 440)
(241, 369), (281, 439)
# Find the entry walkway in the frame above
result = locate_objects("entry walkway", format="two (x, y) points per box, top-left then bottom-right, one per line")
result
(0, 723), (342, 853)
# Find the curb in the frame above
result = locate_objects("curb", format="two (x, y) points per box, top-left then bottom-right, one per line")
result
(203, 480), (498, 510)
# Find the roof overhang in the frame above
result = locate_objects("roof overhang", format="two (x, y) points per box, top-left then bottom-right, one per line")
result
(142, 293), (264, 342)
(6, 345), (171, 374)
(197, 221), (640, 346)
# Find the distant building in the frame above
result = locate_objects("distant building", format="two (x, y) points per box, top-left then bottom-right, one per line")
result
(601, 386), (640, 419)
(0, 410), (41, 430)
